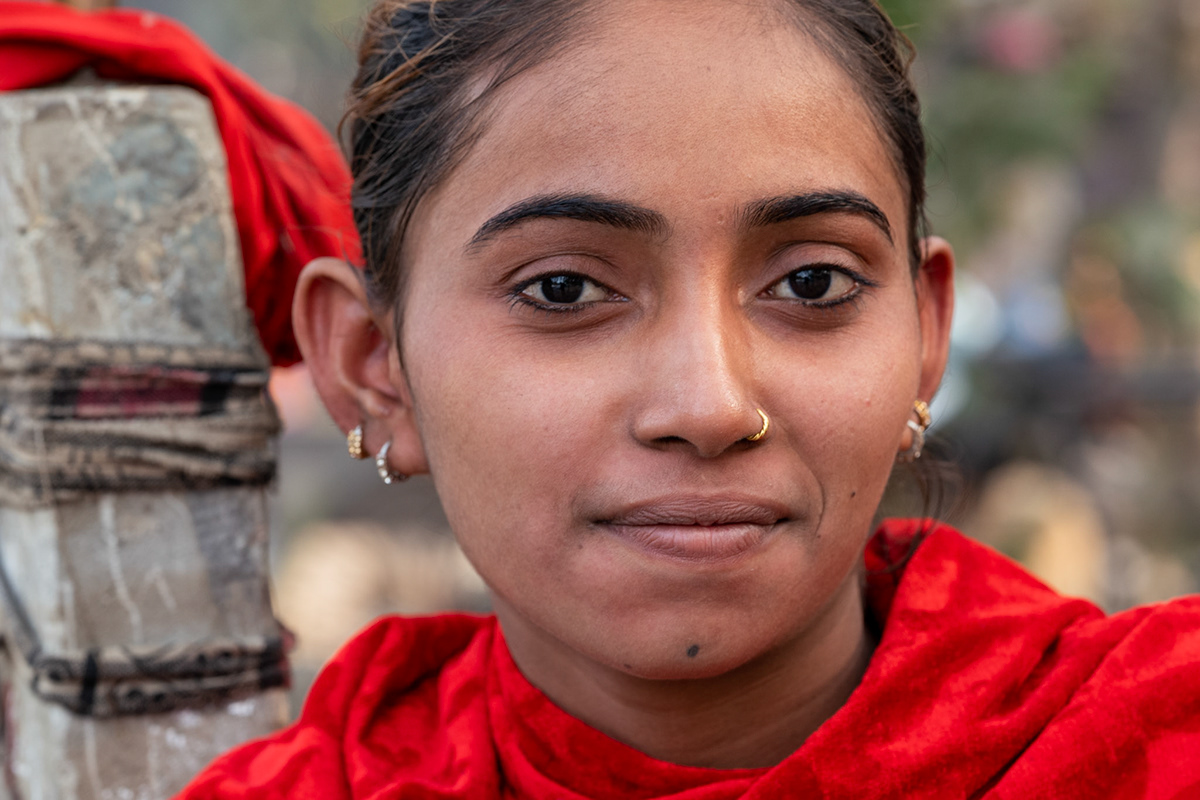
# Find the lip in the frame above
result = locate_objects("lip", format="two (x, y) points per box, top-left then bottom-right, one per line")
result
(598, 496), (788, 562)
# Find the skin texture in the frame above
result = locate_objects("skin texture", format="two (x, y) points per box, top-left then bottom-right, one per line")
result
(294, 0), (954, 770)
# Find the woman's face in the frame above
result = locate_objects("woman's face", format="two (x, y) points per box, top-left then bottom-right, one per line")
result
(395, 0), (951, 678)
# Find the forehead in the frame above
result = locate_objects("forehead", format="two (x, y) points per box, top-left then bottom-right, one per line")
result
(416, 0), (904, 247)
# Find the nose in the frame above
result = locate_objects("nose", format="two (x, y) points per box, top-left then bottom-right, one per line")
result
(631, 293), (764, 458)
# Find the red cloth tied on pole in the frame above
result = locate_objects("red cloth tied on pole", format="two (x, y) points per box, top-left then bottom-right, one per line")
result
(0, 1), (362, 367)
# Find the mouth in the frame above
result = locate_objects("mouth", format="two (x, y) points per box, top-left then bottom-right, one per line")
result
(596, 496), (789, 562)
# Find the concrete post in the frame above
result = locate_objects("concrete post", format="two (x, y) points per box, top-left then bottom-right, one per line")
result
(0, 85), (287, 800)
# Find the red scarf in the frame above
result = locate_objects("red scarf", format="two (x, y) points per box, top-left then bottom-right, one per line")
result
(176, 520), (1200, 798)
(0, 2), (361, 366)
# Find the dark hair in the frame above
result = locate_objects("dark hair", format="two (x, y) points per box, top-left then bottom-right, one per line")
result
(343, 0), (928, 316)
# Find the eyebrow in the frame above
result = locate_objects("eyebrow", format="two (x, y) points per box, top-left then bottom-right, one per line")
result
(742, 191), (893, 242)
(464, 189), (892, 251)
(466, 194), (668, 251)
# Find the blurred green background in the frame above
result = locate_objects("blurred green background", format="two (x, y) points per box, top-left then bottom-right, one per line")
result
(115, 0), (1200, 708)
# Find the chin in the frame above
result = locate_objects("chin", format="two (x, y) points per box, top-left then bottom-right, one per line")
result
(613, 650), (760, 682)
(578, 610), (789, 682)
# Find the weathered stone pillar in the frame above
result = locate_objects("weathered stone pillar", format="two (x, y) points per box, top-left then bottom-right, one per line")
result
(0, 85), (288, 800)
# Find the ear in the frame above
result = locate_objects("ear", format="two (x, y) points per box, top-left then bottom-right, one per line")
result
(292, 257), (429, 477)
(915, 236), (956, 403)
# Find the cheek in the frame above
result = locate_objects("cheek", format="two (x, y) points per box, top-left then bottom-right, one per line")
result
(772, 311), (922, 508)
(403, 314), (612, 566)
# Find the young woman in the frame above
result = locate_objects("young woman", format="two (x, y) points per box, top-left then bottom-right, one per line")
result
(180, 0), (1200, 797)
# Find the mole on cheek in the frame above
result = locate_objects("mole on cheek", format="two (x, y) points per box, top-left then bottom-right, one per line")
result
(686, 644), (700, 658)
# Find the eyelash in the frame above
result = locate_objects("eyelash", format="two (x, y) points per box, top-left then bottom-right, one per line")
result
(508, 296), (592, 315)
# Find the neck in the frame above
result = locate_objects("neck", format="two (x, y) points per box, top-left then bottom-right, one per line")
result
(496, 572), (874, 770)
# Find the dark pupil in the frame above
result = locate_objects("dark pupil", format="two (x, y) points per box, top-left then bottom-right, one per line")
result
(788, 269), (832, 300)
(542, 274), (585, 303)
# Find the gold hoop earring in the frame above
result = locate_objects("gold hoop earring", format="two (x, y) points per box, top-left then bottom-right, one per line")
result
(745, 408), (770, 442)
(375, 441), (408, 485)
(898, 399), (932, 463)
(347, 424), (367, 460)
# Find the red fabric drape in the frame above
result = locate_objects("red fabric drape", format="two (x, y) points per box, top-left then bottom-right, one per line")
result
(176, 520), (1200, 799)
(0, 2), (362, 366)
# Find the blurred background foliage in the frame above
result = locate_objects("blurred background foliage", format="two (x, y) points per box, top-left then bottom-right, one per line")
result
(114, 0), (1200, 706)
(122, 0), (373, 131)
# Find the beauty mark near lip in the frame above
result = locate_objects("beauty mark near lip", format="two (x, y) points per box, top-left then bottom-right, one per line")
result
(599, 497), (786, 561)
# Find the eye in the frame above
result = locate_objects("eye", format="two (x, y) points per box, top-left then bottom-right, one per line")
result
(518, 273), (611, 306)
(767, 267), (860, 305)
